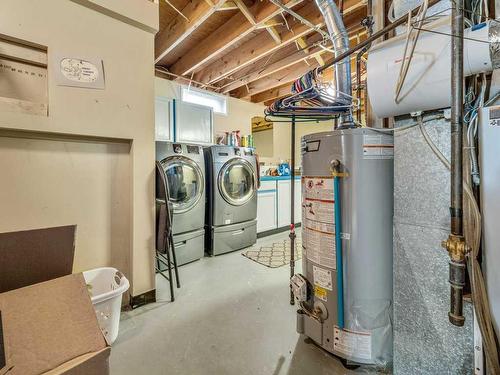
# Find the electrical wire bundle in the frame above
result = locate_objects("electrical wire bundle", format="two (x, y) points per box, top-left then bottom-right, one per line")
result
(264, 68), (358, 122)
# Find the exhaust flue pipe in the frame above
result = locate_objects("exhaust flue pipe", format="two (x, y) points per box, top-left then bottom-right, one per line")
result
(315, 0), (353, 126)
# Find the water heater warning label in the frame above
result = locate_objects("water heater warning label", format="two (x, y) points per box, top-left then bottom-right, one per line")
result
(363, 134), (394, 159)
(313, 265), (333, 290)
(334, 327), (372, 361)
(302, 177), (336, 269)
(303, 177), (334, 201)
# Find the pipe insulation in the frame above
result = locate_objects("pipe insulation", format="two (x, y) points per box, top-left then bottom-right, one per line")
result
(367, 17), (500, 118)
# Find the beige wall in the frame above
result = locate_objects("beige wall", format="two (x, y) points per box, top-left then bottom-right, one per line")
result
(0, 136), (131, 276)
(252, 129), (273, 157)
(0, 0), (158, 296)
(215, 97), (263, 136)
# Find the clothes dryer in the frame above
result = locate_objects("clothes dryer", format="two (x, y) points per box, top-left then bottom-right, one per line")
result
(204, 146), (258, 256)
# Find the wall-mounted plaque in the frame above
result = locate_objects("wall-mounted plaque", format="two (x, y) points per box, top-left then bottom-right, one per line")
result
(53, 55), (105, 89)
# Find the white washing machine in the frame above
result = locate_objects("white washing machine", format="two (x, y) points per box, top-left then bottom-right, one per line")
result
(204, 145), (258, 256)
(156, 141), (205, 265)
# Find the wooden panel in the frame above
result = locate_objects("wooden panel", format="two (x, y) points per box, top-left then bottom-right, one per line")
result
(219, 33), (326, 93)
(167, 0), (303, 76)
(155, 0), (227, 64)
(230, 60), (320, 98)
(252, 82), (294, 104)
(194, 1), (322, 84)
(158, 0), (189, 31)
(196, 1), (366, 86)
(159, 10), (237, 67)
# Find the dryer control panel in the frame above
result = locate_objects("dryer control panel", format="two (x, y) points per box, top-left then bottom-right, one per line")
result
(173, 143), (182, 154)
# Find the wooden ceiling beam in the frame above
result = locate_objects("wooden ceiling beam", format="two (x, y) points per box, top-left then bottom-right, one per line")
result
(217, 1), (238, 10)
(196, 1), (366, 86)
(219, 34), (325, 93)
(251, 54), (361, 104)
(265, 21), (282, 44)
(216, 23), (365, 94)
(168, 0), (303, 76)
(230, 60), (320, 99)
(254, 82), (294, 104)
(234, 0), (256, 24)
(195, 1), (324, 85)
(155, 0), (227, 64)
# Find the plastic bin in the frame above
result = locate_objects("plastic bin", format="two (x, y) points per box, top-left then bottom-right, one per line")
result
(83, 267), (129, 345)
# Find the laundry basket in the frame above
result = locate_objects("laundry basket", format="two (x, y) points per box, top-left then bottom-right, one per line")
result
(83, 267), (129, 345)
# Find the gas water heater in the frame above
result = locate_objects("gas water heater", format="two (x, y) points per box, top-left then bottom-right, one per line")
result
(293, 129), (394, 366)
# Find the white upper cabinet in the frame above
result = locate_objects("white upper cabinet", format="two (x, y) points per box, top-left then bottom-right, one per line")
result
(155, 96), (173, 141)
(175, 100), (213, 145)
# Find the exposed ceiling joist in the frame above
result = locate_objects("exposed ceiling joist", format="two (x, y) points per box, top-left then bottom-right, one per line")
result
(217, 1), (238, 10)
(253, 82), (294, 104)
(296, 37), (309, 53)
(234, 0), (256, 24)
(194, 1), (324, 85)
(167, 0), (303, 77)
(269, 0), (329, 39)
(164, 0), (189, 21)
(230, 60), (320, 99)
(219, 34), (326, 93)
(155, 0), (227, 64)
(195, 2), (366, 86)
(312, 51), (325, 66)
(264, 21), (281, 44)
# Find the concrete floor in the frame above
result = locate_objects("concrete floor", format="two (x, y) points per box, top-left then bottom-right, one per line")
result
(110, 232), (358, 375)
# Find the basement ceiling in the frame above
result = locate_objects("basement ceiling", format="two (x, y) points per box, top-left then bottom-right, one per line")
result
(155, 0), (369, 104)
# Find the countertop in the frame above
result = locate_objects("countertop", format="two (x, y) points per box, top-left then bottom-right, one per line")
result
(259, 175), (301, 181)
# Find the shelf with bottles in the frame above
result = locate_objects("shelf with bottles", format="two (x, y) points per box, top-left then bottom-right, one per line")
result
(215, 130), (254, 148)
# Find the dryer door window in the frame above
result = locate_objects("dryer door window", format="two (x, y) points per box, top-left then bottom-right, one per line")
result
(162, 156), (204, 213)
(219, 158), (255, 206)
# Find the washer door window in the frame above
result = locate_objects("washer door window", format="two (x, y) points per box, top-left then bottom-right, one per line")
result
(162, 156), (204, 213)
(219, 158), (255, 206)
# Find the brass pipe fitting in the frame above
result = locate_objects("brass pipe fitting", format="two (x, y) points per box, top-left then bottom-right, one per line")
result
(441, 234), (469, 262)
(441, 234), (469, 326)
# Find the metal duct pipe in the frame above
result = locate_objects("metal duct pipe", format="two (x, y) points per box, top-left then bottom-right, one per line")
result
(315, 0), (353, 126)
(442, 0), (467, 327)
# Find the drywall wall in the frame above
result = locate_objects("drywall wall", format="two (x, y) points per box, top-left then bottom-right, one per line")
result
(0, 136), (131, 276)
(253, 129), (273, 157)
(0, 0), (158, 297)
(215, 96), (263, 136)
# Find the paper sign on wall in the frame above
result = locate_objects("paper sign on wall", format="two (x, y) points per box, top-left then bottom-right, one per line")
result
(53, 55), (105, 89)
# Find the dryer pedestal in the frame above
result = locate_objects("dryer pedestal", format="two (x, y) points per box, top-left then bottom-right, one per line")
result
(208, 219), (257, 256)
(159, 228), (205, 269)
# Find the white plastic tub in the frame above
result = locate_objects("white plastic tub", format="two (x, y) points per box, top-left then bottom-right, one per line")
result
(83, 267), (129, 345)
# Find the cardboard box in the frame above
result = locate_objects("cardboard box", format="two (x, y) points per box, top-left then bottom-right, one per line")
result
(0, 273), (110, 375)
(0, 225), (76, 293)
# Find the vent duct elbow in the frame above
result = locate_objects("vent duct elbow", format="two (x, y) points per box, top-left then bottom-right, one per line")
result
(315, 0), (352, 105)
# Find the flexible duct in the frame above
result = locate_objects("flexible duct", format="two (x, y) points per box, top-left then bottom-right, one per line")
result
(315, 0), (352, 112)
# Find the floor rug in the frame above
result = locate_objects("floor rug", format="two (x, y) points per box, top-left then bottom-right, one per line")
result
(242, 239), (302, 268)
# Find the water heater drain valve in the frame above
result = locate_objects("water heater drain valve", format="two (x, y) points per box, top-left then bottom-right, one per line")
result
(290, 274), (308, 302)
